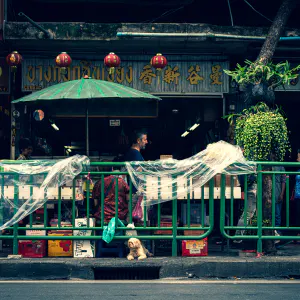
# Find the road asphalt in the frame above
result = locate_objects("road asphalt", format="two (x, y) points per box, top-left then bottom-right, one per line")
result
(0, 280), (299, 300)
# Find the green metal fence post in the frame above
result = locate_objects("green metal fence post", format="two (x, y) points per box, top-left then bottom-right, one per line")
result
(243, 175), (248, 226)
(29, 175), (33, 228)
(157, 177), (161, 227)
(201, 186), (205, 228)
(286, 175), (290, 228)
(230, 176), (234, 226)
(143, 175), (147, 228)
(129, 179), (133, 224)
(13, 175), (19, 255)
(271, 174), (275, 227)
(101, 175), (105, 228)
(58, 175), (62, 228)
(187, 178), (191, 228)
(115, 177), (119, 225)
(172, 177), (178, 257)
(209, 177), (214, 236)
(0, 175), (4, 229)
(72, 179), (76, 227)
(257, 164), (263, 254)
(86, 177), (90, 227)
(220, 174), (226, 233)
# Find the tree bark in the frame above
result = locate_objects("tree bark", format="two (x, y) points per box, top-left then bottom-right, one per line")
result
(242, 0), (298, 106)
(257, 0), (298, 64)
(262, 169), (277, 254)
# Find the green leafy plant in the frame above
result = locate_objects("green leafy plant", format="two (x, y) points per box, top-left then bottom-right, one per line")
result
(224, 103), (290, 161)
(224, 60), (300, 89)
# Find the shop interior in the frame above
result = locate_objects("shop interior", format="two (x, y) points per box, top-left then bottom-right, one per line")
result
(26, 97), (226, 160)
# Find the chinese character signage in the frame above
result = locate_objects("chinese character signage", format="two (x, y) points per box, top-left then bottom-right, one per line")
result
(0, 58), (10, 94)
(22, 56), (229, 94)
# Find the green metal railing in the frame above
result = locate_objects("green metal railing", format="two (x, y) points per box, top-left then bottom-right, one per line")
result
(220, 162), (300, 254)
(0, 162), (214, 256)
(2, 161), (300, 257)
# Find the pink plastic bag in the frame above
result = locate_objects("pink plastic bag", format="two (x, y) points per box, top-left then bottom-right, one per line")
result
(132, 196), (143, 222)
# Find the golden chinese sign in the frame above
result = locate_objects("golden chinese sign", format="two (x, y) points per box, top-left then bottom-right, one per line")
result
(22, 57), (230, 94)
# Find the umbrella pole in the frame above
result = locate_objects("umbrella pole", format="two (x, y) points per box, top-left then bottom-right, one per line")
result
(86, 100), (89, 157)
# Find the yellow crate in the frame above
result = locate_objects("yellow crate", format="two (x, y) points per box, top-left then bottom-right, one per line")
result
(48, 232), (73, 257)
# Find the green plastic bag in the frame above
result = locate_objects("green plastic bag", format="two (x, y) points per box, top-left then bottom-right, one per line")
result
(102, 217), (125, 243)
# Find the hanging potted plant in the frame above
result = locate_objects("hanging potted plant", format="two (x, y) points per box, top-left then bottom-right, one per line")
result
(224, 60), (300, 105)
(224, 102), (291, 254)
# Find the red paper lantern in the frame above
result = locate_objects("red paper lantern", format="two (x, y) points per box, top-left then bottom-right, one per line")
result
(104, 52), (121, 75)
(55, 52), (72, 74)
(150, 53), (167, 71)
(6, 51), (23, 72)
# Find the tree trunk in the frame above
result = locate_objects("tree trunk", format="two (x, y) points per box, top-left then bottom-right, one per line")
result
(242, 0), (298, 107)
(257, 0), (298, 64)
(238, 0), (298, 253)
(257, 0), (297, 253)
(262, 169), (277, 254)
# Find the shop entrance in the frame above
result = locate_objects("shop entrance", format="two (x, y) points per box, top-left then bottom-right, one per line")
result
(30, 96), (225, 160)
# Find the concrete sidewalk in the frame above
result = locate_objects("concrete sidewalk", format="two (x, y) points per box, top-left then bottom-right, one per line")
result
(1, 255), (300, 280)
(0, 243), (300, 280)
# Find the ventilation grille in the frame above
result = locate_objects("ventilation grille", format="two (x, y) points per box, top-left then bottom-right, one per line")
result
(93, 267), (160, 280)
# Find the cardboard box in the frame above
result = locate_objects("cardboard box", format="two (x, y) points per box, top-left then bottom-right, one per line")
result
(177, 178), (188, 199)
(160, 155), (173, 160)
(18, 240), (46, 258)
(26, 224), (46, 236)
(73, 218), (95, 258)
(225, 175), (240, 187)
(192, 186), (209, 200)
(181, 238), (208, 257)
(50, 219), (72, 228)
(48, 231), (73, 257)
(160, 177), (173, 200)
(225, 187), (242, 199)
(192, 176), (210, 191)
(214, 175), (240, 188)
(73, 240), (95, 258)
(146, 176), (158, 200)
(214, 174), (221, 187)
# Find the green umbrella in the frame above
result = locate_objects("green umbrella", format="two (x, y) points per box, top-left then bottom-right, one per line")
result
(12, 78), (161, 155)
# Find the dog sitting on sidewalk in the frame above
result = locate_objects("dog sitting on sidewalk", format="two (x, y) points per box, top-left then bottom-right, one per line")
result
(127, 238), (153, 260)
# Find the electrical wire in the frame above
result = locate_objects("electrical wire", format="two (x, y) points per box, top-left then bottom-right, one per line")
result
(243, 0), (273, 22)
(143, 5), (185, 23)
(227, 0), (234, 26)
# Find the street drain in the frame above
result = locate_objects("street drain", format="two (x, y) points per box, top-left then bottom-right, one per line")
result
(93, 267), (160, 280)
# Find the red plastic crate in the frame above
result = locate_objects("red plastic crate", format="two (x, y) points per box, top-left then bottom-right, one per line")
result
(155, 222), (173, 235)
(181, 238), (208, 257)
(18, 240), (46, 258)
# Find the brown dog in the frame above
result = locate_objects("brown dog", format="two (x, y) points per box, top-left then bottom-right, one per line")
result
(127, 238), (153, 260)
